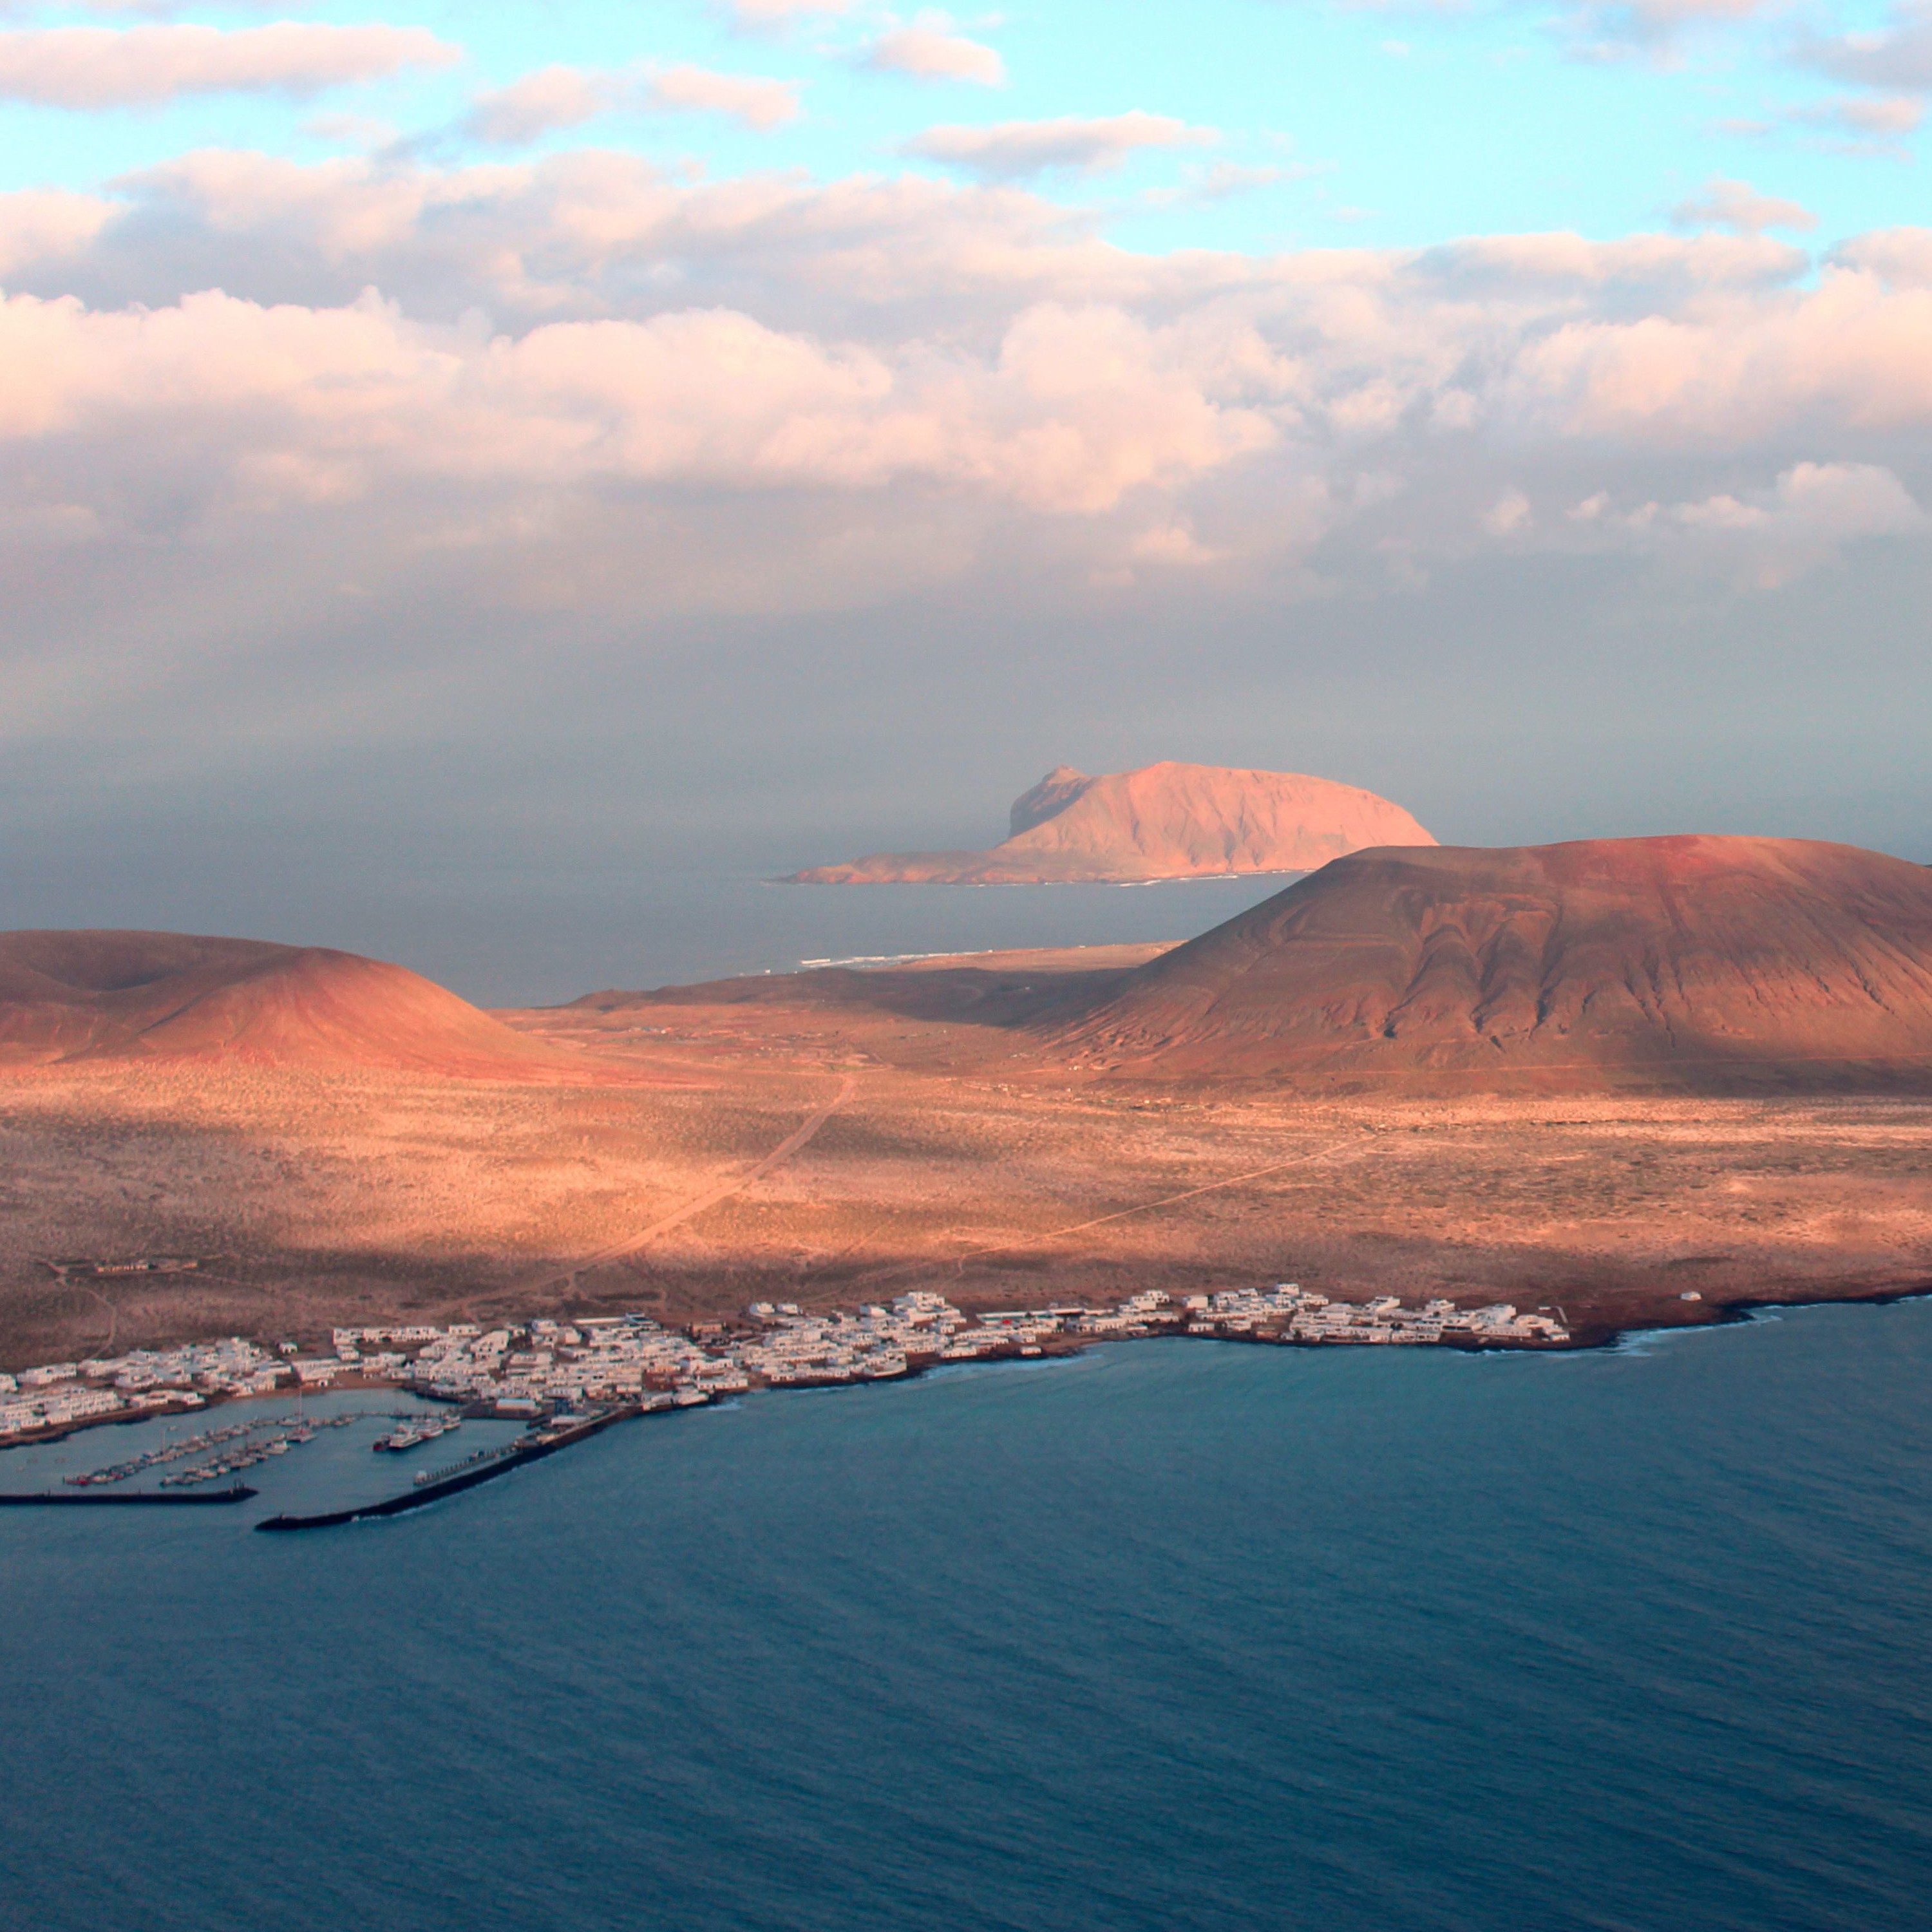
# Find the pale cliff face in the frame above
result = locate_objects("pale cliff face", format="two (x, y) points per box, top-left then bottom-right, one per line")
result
(789, 761), (1437, 884)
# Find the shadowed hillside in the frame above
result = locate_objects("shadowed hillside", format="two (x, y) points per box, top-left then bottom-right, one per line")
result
(1054, 837), (1932, 1090)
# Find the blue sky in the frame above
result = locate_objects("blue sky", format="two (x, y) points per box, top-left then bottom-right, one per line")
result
(3, 0), (1921, 250)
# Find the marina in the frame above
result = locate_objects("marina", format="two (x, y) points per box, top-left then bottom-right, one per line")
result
(256, 1406), (632, 1531)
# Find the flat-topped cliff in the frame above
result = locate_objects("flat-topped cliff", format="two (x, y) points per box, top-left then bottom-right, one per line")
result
(788, 761), (1437, 884)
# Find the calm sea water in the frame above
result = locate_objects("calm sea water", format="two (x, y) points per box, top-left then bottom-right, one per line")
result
(3, 1302), (1929, 1931)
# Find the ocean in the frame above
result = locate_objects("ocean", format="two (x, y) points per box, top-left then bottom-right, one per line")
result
(360, 870), (1301, 1009)
(4, 1300), (1929, 1931)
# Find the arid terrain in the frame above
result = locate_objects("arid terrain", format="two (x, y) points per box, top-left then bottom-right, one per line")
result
(7, 837), (1932, 1370)
(2, 931), (1928, 1367)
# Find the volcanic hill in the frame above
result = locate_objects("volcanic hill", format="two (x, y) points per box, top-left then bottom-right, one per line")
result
(1054, 836), (1932, 1090)
(0, 930), (597, 1079)
(788, 761), (1437, 884)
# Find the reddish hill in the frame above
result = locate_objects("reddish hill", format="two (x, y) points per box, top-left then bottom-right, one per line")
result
(788, 761), (1437, 884)
(0, 931), (598, 1079)
(1055, 837), (1932, 1089)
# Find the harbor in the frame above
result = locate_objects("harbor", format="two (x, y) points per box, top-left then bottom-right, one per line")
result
(0, 1283), (1577, 1524)
(255, 1406), (632, 1531)
(2, 1285), (1573, 1459)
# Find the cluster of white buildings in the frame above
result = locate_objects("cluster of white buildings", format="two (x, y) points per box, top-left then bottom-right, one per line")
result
(1182, 1284), (1567, 1345)
(0, 1336), (279, 1439)
(0, 1283), (1570, 1444)
(377, 1317), (749, 1412)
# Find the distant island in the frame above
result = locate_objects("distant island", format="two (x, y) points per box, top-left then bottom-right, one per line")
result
(785, 760), (1437, 884)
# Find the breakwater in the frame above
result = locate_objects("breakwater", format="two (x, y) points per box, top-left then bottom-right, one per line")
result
(0, 1481), (258, 1507)
(254, 1406), (632, 1531)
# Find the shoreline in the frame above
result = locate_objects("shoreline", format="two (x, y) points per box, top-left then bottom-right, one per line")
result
(6, 1276), (1930, 1465)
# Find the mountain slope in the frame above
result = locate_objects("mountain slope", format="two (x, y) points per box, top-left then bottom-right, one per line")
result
(788, 761), (1437, 884)
(1054, 836), (1932, 1088)
(0, 930), (595, 1079)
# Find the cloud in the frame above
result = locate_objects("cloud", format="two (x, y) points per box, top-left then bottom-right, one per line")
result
(1568, 462), (1924, 585)
(0, 23), (459, 107)
(1830, 225), (1932, 286)
(0, 187), (115, 276)
(1790, 93), (1926, 134)
(1504, 266), (1932, 437)
(1801, 1), (1932, 90)
(1142, 161), (1312, 209)
(0, 288), (1274, 515)
(862, 25), (1006, 86)
(1558, 0), (1783, 56)
(1669, 176), (1817, 235)
(2, 147), (1931, 635)
(464, 67), (616, 146)
(646, 64), (801, 130)
(716, 0), (853, 30)
(463, 62), (802, 145)
(1481, 487), (1533, 535)
(1772, 93), (1926, 152)
(904, 113), (1217, 181)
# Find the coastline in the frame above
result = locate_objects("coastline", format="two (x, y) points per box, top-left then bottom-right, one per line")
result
(8, 1274), (1931, 1470)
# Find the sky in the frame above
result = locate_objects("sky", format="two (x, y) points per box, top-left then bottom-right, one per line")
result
(1, 0), (1929, 995)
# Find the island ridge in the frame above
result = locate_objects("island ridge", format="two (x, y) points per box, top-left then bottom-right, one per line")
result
(788, 761), (1437, 884)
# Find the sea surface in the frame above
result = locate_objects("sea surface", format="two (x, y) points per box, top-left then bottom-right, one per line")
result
(0, 859), (1298, 1009)
(375, 870), (1300, 1009)
(4, 1300), (1929, 1931)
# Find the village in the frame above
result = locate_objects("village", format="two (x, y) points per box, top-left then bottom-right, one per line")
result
(0, 1285), (1571, 1448)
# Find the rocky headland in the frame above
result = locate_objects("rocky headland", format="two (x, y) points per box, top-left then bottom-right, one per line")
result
(787, 761), (1437, 884)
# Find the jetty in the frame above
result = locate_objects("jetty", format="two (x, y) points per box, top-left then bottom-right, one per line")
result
(0, 1481), (257, 1507)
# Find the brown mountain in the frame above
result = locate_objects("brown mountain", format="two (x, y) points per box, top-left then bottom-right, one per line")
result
(788, 761), (1437, 884)
(1054, 836), (1932, 1089)
(0, 931), (596, 1079)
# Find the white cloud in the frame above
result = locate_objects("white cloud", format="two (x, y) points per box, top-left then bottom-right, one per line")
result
(646, 64), (801, 129)
(1830, 225), (1932, 287)
(904, 112), (1217, 180)
(1567, 462), (1924, 586)
(463, 62), (801, 145)
(1482, 488), (1533, 535)
(1802, 2), (1932, 90)
(0, 288), (1274, 515)
(464, 67), (616, 146)
(0, 187), (115, 276)
(1, 147), (1930, 629)
(1790, 93), (1926, 135)
(716, 0), (852, 30)
(1670, 176), (1817, 235)
(1142, 161), (1311, 209)
(0, 23), (458, 108)
(862, 25), (1006, 86)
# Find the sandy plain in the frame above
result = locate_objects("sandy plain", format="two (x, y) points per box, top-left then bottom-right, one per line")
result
(2, 943), (1929, 1367)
